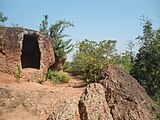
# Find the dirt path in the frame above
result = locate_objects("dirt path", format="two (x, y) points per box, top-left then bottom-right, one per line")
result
(0, 71), (85, 120)
(0, 71), (86, 100)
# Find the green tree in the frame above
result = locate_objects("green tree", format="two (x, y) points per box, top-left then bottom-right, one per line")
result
(11, 23), (19, 27)
(39, 15), (74, 58)
(131, 18), (160, 97)
(120, 40), (135, 72)
(72, 39), (119, 82)
(120, 51), (134, 71)
(71, 51), (86, 75)
(39, 15), (49, 35)
(49, 20), (74, 57)
(0, 12), (8, 26)
(39, 15), (74, 70)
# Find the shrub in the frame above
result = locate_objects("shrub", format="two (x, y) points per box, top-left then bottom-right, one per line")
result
(63, 61), (73, 73)
(71, 39), (119, 83)
(15, 64), (22, 82)
(153, 91), (160, 120)
(155, 102), (160, 120)
(47, 70), (70, 83)
(157, 114), (160, 120)
(131, 18), (160, 97)
(36, 74), (46, 84)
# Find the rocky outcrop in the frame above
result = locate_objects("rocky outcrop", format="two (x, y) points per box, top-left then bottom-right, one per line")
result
(0, 27), (55, 75)
(79, 83), (113, 120)
(78, 65), (156, 120)
(0, 65), (156, 120)
(0, 85), (52, 120)
(100, 65), (156, 120)
(0, 82), (82, 120)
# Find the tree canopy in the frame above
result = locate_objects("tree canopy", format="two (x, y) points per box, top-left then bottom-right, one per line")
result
(69, 39), (120, 82)
(39, 15), (74, 58)
(0, 12), (8, 26)
(131, 18), (160, 98)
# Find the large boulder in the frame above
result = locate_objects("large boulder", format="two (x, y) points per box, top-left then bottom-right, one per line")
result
(100, 65), (156, 120)
(79, 83), (113, 120)
(0, 27), (55, 75)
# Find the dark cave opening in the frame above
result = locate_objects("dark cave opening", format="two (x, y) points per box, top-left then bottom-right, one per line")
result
(21, 34), (41, 69)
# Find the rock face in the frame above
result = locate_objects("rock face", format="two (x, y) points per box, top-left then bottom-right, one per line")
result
(79, 83), (113, 120)
(100, 65), (155, 120)
(50, 55), (67, 71)
(0, 82), (82, 120)
(0, 65), (156, 120)
(0, 27), (55, 75)
(47, 97), (79, 120)
(78, 65), (156, 120)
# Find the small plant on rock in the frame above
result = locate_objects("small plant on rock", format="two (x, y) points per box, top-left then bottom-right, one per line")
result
(36, 74), (46, 84)
(15, 64), (22, 82)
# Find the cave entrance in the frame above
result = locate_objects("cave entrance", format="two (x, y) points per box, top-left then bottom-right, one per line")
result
(21, 34), (41, 69)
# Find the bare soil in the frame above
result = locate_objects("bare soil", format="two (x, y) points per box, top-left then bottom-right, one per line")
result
(0, 71), (85, 120)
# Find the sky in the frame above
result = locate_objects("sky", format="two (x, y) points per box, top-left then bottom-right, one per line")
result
(0, 0), (160, 61)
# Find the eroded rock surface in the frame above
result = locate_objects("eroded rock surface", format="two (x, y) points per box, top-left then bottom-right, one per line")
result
(0, 65), (156, 120)
(47, 97), (79, 120)
(0, 72), (84, 120)
(79, 83), (113, 120)
(100, 65), (156, 120)
(50, 55), (67, 71)
(0, 27), (54, 75)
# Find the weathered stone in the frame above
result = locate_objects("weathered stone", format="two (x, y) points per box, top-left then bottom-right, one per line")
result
(0, 71), (83, 120)
(79, 83), (113, 120)
(50, 55), (67, 71)
(0, 27), (55, 75)
(47, 97), (79, 120)
(0, 63), (156, 120)
(100, 65), (156, 120)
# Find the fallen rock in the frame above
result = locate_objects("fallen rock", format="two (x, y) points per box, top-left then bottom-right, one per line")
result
(100, 65), (156, 120)
(79, 83), (113, 120)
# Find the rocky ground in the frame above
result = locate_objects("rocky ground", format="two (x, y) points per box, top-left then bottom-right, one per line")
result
(0, 65), (157, 120)
(0, 71), (84, 120)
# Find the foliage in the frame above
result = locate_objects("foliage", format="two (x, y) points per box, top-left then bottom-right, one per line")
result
(47, 70), (70, 83)
(63, 61), (73, 73)
(153, 90), (160, 120)
(157, 114), (160, 120)
(154, 100), (160, 120)
(15, 64), (22, 82)
(131, 17), (160, 97)
(120, 53), (134, 72)
(39, 15), (49, 35)
(118, 40), (135, 72)
(49, 20), (74, 57)
(0, 12), (8, 26)
(54, 38), (74, 58)
(36, 74), (46, 84)
(119, 51), (133, 71)
(70, 52), (86, 75)
(11, 23), (20, 27)
(71, 39), (119, 83)
(49, 20), (73, 39)
(39, 15), (74, 58)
